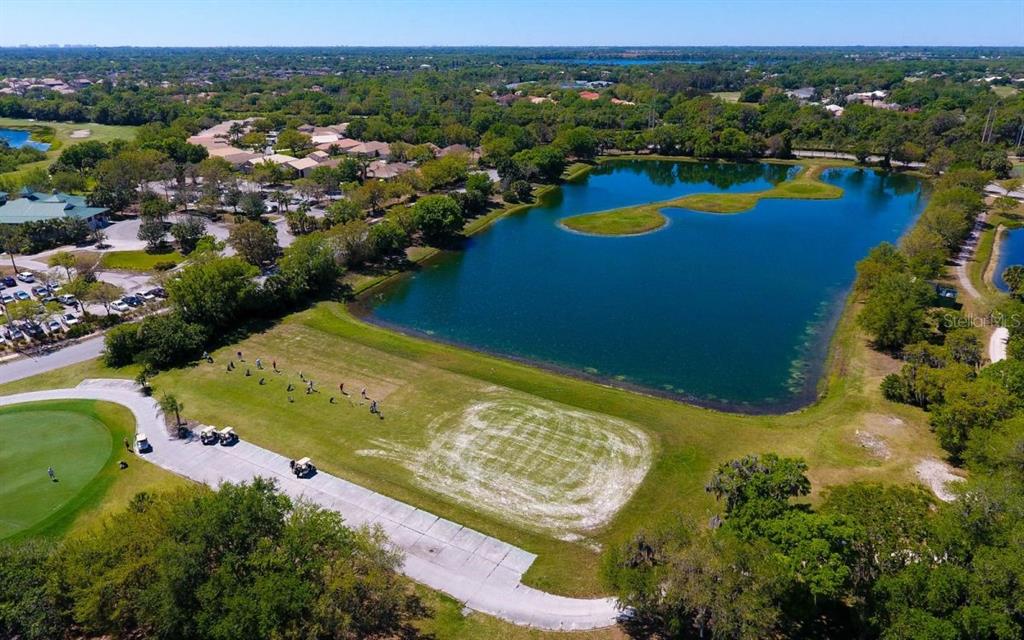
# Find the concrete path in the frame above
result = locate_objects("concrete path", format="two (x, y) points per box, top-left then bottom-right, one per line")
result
(0, 379), (619, 631)
(954, 210), (989, 302)
(990, 326), (1009, 363)
(0, 336), (105, 385)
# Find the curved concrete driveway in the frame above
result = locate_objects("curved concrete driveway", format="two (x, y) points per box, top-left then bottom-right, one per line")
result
(0, 379), (619, 631)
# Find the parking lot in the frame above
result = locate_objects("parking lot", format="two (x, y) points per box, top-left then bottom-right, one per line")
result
(0, 269), (165, 349)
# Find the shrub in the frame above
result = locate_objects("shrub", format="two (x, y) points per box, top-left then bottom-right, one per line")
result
(153, 260), (177, 271)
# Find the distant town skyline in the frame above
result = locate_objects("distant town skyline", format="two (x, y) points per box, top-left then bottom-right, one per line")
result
(1, 0), (1022, 48)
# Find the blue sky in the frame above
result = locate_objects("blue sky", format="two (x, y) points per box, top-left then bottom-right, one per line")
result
(1, 0), (1022, 47)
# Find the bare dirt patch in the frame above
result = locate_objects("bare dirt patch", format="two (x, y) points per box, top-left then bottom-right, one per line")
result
(358, 390), (652, 539)
(915, 458), (965, 502)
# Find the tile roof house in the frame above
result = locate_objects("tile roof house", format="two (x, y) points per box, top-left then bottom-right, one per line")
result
(0, 190), (107, 226)
(366, 160), (413, 180)
(286, 157), (320, 176)
(349, 141), (391, 158)
(579, 91), (601, 101)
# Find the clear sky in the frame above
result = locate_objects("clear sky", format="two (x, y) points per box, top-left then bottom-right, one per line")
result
(1, 0), (1022, 48)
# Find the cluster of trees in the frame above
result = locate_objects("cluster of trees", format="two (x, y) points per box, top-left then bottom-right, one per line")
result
(0, 138), (46, 173)
(104, 232), (340, 370)
(604, 450), (1024, 639)
(856, 170), (989, 351)
(0, 479), (428, 640)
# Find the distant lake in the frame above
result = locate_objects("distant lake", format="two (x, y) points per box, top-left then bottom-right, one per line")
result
(366, 161), (926, 412)
(994, 228), (1024, 292)
(0, 128), (50, 151)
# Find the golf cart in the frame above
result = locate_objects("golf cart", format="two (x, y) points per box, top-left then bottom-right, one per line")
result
(135, 433), (151, 453)
(200, 426), (219, 445)
(218, 426), (238, 445)
(291, 457), (315, 478)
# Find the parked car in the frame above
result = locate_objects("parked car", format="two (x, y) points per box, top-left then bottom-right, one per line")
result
(16, 272), (34, 283)
(110, 301), (130, 313)
(57, 294), (78, 306)
(45, 319), (63, 333)
(0, 276), (15, 287)
(22, 322), (43, 338)
(5, 326), (25, 341)
(1, 294), (13, 305)
(140, 290), (157, 302)
(30, 285), (48, 297)
(13, 291), (30, 301)
(62, 313), (80, 327)
(123, 295), (143, 308)
(41, 292), (58, 303)
(146, 287), (167, 298)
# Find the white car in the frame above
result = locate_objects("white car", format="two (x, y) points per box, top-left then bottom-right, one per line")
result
(45, 319), (63, 333)
(140, 290), (157, 302)
(16, 272), (34, 283)
(110, 301), (131, 313)
(57, 294), (78, 306)
(62, 313), (80, 327)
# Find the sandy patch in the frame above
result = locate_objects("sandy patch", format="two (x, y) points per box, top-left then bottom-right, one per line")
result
(358, 391), (652, 539)
(989, 326), (1009, 364)
(69, 129), (92, 138)
(915, 458), (965, 502)
(854, 429), (891, 460)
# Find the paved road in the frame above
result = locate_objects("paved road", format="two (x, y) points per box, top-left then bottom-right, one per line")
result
(0, 336), (104, 385)
(0, 379), (620, 631)
(990, 327), (1009, 363)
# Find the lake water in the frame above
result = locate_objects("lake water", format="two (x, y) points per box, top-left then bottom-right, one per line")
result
(366, 160), (926, 412)
(994, 228), (1024, 292)
(0, 128), (50, 151)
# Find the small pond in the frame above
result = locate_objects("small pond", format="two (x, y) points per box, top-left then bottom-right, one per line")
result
(0, 128), (50, 151)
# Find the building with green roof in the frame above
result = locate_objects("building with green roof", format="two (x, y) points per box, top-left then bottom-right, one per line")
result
(0, 189), (107, 227)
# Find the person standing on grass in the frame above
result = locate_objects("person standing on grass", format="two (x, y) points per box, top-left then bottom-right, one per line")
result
(237, 351), (243, 361)
(47, 466), (55, 482)
(124, 438), (131, 452)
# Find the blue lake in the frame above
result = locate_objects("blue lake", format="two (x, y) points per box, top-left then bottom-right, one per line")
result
(0, 128), (50, 151)
(994, 228), (1024, 292)
(367, 161), (927, 412)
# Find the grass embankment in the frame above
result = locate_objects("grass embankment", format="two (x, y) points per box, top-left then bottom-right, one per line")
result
(97, 249), (185, 271)
(0, 117), (137, 185)
(966, 199), (1024, 308)
(0, 296), (941, 598)
(0, 399), (184, 541)
(560, 164), (844, 236)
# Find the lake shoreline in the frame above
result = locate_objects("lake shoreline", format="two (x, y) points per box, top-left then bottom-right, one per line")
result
(350, 158), (917, 416)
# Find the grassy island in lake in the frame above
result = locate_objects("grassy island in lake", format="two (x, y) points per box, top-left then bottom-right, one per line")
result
(560, 164), (844, 236)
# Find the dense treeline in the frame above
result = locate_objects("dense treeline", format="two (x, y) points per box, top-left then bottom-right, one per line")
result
(0, 479), (428, 640)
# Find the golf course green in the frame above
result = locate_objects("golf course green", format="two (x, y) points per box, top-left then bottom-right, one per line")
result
(0, 400), (128, 540)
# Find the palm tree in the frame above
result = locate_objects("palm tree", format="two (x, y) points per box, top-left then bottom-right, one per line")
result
(1, 228), (27, 272)
(159, 393), (184, 426)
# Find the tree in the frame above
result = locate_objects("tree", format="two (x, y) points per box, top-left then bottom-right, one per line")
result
(238, 191), (267, 220)
(706, 453), (811, 517)
(159, 393), (183, 426)
(87, 281), (124, 315)
(0, 227), (28, 272)
(47, 480), (426, 639)
(228, 220), (279, 266)
(166, 256), (257, 329)
(137, 218), (167, 251)
(858, 272), (934, 351)
(1002, 265), (1024, 295)
(326, 198), (363, 225)
(554, 126), (599, 160)
(47, 250), (76, 281)
(170, 215), (207, 254)
(275, 128), (312, 153)
(413, 195), (464, 245)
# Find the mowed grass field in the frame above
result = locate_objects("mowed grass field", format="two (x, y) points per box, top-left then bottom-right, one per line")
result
(0, 399), (184, 541)
(0, 116), (137, 184)
(97, 249), (185, 271)
(129, 299), (944, 596)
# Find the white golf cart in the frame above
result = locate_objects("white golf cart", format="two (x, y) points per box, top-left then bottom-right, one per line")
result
(218, 426), (238, 445)
(291, 457), (315, 478)
(135, 433), (151, 453)
(200, 426), (219, 445)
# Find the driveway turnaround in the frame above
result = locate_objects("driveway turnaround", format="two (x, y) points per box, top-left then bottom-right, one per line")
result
(0, 379), (619, 631)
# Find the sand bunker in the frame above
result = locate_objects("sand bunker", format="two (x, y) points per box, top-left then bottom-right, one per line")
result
(69, 129), (92, 138)
(359, 392), (652, 539)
